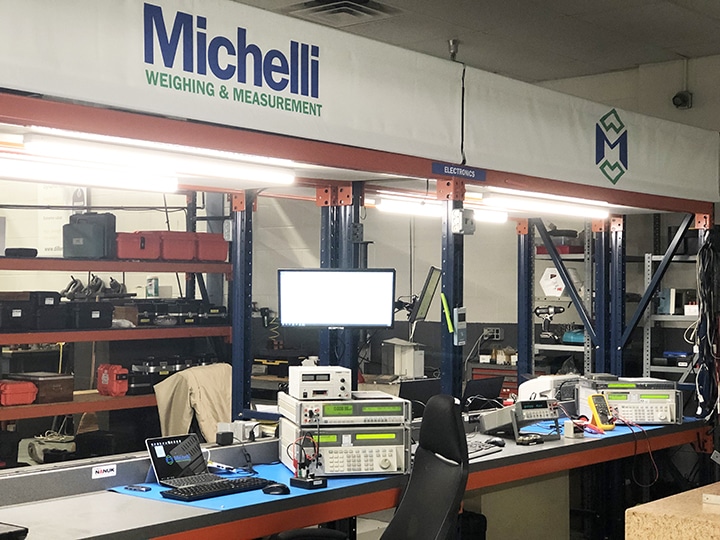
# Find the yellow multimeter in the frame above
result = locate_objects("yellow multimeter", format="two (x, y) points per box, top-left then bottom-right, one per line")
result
(588, 394), (615, 431)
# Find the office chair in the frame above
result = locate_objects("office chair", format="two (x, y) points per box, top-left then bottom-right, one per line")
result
(269, 393), (469, 540)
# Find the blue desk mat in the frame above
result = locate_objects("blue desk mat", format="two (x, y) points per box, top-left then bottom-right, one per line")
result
(530, 420), (666, 439)
(110, 463), (391, 511)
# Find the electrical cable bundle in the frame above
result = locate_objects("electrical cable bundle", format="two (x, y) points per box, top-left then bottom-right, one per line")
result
(694, 227), (719, 419)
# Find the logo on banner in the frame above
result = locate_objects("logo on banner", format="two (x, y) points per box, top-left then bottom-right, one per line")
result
(595, 109), (628, 184)
(143, 3), (323, 117)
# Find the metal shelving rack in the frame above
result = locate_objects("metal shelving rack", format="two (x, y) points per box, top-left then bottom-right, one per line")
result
(642, 252), (698, 379)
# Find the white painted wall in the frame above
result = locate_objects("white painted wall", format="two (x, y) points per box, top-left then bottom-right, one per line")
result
(539, 55), (720, 132)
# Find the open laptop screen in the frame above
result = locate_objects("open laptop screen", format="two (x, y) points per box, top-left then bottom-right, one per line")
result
(462, 376), (505, 411)
(146, 434), (208, 482)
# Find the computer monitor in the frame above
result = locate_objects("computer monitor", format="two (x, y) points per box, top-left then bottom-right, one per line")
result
(408, 266), (441, 325)
(278, 268), (396, 328)
(398, 377), (442, 419)
(462, 376), (505, 412)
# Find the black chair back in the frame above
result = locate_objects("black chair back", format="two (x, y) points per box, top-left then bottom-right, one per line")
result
(380, 393), (469, 540)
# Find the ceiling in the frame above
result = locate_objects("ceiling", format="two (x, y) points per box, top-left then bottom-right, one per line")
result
(232, 0), (720, 82)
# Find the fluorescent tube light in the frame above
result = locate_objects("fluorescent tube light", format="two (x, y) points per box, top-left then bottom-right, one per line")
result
(482, 195), (610, 219)
(23, 133), (295, 189)
(375, 198), (443, 217)
(467, 207), (508, 223)
(0, 154), (178, 193)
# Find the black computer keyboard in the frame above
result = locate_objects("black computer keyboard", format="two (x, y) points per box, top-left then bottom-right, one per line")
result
(160, 477), (273, 502)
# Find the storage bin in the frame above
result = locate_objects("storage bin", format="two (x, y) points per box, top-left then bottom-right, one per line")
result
(159, 231), (196, 261)
(0, 380), (38, 406)
(196, 233), (228, 261)
(68, 301), (114, 329)
(116, 232), (161, 260)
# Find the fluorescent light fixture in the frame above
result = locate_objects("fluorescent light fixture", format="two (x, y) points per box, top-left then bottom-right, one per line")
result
(375, 198), (442, 217)
(23, 131), (295, 190)
(375, 197), (508, 224)
(0, 153), (178, 192)
(481, 195), (610, 219)
(467, 207), (508, 223)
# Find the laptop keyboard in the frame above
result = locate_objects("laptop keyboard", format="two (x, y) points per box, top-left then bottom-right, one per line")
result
(466, 438), (503, 460)
(161, 477), (273, 502)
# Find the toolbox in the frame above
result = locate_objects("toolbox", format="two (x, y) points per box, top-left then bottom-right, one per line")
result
(126, 372), (154, 395)
(5, 372), (73, 403)
(35, 304), (70, 331)
(0, 291), (61, 307)
(159, 231), (196, 261)
(96, 364), (128, 397)
(63, 212), (117, 259)
(116, 232), (162, 260)
(196, 233), (228, 261)
(68, 301), (114, 329)
(0, 380), (38, 406)
(0, 301), (33, 331)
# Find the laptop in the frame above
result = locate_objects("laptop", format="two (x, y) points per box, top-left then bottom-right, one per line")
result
(462, 376), (505, 412)
(398, 378), (442, 419)
(146, 433), (226, 488)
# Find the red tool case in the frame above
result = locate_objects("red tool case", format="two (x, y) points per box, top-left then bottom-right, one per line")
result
(96, 364), (129, 397)
(0, 380), (38, 406)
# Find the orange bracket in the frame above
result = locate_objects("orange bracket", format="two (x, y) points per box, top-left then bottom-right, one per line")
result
(316, 183), (356, 207)
(592, 219), (607, 233)
(515, 218), (529, 235)
(231, 192), (257, 212)
(436, 179), (466, 201)
(695, 213), (712, 230)
(610, 215), (624, 233)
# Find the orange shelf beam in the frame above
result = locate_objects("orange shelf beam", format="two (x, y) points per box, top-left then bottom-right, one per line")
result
(0, 392), (157, 421)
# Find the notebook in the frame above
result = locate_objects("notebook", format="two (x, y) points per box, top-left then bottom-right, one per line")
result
(146, 433), (226, 488)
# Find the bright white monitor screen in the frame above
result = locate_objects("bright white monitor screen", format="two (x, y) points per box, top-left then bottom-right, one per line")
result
(278, 269), (396, 328)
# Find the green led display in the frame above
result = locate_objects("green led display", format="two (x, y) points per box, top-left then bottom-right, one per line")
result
(323, 404), (354, 416)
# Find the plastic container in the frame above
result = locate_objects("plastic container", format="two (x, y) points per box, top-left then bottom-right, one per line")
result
(0, 380), (38, 406)
(159, 231), (196, 261)
(117, 232), (161, 260)
(96, 364), (128, 397)
(196, 233), (228, 262)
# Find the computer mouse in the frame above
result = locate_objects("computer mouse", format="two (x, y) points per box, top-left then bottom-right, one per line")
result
(485, 437), (506, 447)
(262, 482), (291, 495)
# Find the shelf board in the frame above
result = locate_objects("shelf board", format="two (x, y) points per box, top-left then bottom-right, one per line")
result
(648, 315), (696, 322)
(650, 366), (692, 374)
(0, 391), (157, 421)
(0, 325), (232, 345)
(0, 257), (231, 274)
(534, 344), (584, 352)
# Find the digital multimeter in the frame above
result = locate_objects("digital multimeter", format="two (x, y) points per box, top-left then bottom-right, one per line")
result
(588, 394), (615, 431)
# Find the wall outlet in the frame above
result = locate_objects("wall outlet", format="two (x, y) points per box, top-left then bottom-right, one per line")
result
(483, 327), (504, 341)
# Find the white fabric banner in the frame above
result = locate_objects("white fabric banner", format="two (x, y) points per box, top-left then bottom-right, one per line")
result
(0, 0), (463, 163)
(464, 69), (720, 201)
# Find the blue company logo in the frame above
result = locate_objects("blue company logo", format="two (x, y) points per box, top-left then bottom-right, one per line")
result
(595, 109), (628, 185)
(166, 453), (192, 465)
(143, 3), (320, 98)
